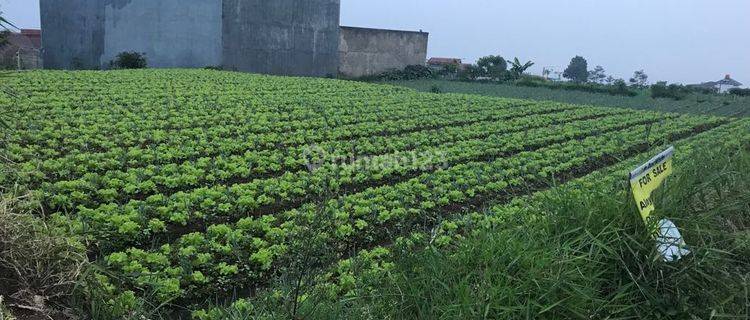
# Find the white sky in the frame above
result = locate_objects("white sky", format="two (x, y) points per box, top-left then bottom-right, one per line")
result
(2, 0), (749, 85)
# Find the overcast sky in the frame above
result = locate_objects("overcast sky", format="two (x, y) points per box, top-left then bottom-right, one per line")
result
(2, 0), (748, 85)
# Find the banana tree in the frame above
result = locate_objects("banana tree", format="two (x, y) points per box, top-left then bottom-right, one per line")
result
(508, 57), (535, 79)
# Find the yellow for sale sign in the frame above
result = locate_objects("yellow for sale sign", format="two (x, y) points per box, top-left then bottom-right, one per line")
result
(629, 146), (674, 222)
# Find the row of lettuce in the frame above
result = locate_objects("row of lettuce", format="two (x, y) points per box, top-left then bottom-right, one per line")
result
(13, 99), (551, 186)
(43, 111), (703, 251)
(38, 106), (622, 209)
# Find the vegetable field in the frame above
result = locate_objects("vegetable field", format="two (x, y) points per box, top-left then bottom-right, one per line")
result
(1, 69), (746, 312)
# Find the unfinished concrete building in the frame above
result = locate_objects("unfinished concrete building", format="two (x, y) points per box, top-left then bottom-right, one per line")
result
(39, 0), (427, 77)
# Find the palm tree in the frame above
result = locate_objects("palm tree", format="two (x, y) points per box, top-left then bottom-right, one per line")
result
(508, 57), (535, 79)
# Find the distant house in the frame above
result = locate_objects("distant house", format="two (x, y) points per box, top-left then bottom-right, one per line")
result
(690, 75), (744, 93)
(0, 29), (42, 69)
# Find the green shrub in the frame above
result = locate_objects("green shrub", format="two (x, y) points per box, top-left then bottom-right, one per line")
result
(729, 88), (750, 97)
(110, 52), (147, 69)
(514, 78), (638, 97)
(401, 65), (433, 80)
(359, 65), (432, 82)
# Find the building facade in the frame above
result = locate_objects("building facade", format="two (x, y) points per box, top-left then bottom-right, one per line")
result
(40, 0), (341, 76)
(40, 0), (427, 77)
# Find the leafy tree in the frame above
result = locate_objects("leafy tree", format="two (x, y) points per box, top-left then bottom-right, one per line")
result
(588, 65), (607, 84)
(507, 57), (534, 80)
(629, 70), (649, 87)
(476, 55), (507, 81)
(562, 56), (588, 83)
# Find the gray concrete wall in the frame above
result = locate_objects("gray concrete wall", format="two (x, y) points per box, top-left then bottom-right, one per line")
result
(102, 0), (222, 68)
(222, 0), (341, 77)
(338, 26), (428, 78)
(40, 0), (222, 69)
(40, 0), (104, 69)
